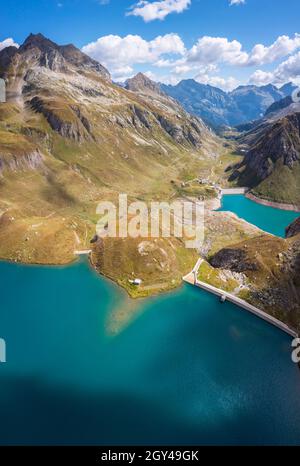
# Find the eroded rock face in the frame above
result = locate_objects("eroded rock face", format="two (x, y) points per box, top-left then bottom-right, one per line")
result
(248, 114), (300, 175)
(30, 97), (92, 142)
(0, 149), (43, 174)
(210, 248), (258, 272)
(124, 73), (206, 148)
(286, 217), (300, 238)
(234, 112), (300, 187)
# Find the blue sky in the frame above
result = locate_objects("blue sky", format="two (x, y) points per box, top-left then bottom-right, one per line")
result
(1, 0), (300, 90)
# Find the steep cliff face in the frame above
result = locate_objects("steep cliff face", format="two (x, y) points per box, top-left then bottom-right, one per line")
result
(0, 128), (44, 174)
(231, 112), (300, 204)
(125, 73), (207, 149)
(286, 217), (300, 238)
(245, 113), (300, 177)
(210, 248), (258, 272)
(29, 96), (93, 142)
(0, 146), (43, 174)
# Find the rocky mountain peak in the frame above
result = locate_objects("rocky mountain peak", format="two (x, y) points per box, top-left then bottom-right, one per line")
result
(11, 33), (111, 80)
(59, 43), (111, 80)
(125, 73), (164, 96)
(21, 33), (58, 52)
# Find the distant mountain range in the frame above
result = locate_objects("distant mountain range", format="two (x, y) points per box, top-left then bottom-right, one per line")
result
(161, 79), (297, 129)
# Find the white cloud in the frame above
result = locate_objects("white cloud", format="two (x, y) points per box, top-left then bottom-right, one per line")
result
(83, 33), (300, 76)
(156, 73), (182, 85)
(273, 51), (300, 82)
(143, 70), (158, 81)
(183, 34), (300, 69)
(248, 70), (275, 86)
(0, 38), (19, 51)
(173, 64), (193, 75)
(186, 36), (248, 66)
(112, 66), (134, 79)
(229, 0), (245, 5)
(128, 0), (191, 22)
(195, 74), (239, 91)
(82, 33), (185, 78)
(82, 32), (300, 89)
(250, 51), (300, 86)
(247, 34), (300, 66)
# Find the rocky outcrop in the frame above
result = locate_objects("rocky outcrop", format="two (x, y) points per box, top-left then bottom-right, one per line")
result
(206, 229), (300, 332)
(210, 248), (258, 273)
(130, 104), (153, 130)
(0, 149), (43, 174)
(30, 97), (92, 142)
(124, 74), (206, 148)
(286, 217), (300, 238)
(245, 113), (300, 179)
(155, 114), (202, 147)
(125, 73), (164, 96)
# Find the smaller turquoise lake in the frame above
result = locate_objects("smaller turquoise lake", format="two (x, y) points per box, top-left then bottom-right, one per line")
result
(219, 195), (299, 237)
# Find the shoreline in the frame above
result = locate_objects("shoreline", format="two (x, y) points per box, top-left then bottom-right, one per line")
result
(183, 263), (298, 339)
(246, 192), (300, 213)
(1, 190), (299, 304)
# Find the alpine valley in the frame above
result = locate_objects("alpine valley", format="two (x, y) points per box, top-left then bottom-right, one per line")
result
(0, 33), (300, 332)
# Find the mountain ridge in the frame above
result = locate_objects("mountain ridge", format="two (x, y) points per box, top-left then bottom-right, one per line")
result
(231, 111), (300, 205)
(161, 78), (297, 129)
(0, 33), (229, 299)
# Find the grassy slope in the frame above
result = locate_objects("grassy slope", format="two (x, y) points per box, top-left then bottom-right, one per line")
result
(203, 233), (300, 332)
(252, 160), (300, 205)
(0, 75), (253, 300)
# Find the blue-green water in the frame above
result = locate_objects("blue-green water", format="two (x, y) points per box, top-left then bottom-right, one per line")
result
(0, 258), (300, 446)
(219, 195), (299, 237)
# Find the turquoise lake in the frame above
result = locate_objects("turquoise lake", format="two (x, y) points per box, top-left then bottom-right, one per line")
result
(219, 194), (299, 237)
(0, 196), (300, 445)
